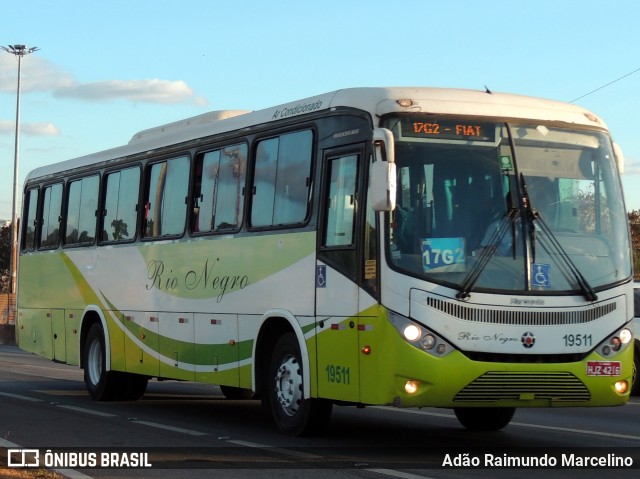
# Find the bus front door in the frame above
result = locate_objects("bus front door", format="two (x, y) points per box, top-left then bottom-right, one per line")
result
(315, 147), (363, 403)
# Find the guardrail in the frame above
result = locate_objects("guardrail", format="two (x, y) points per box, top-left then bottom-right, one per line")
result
(0, 293), (16, 345)
(0, 293), (15, 325)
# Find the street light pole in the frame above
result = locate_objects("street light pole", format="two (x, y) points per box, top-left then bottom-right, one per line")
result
(1, 44), (39, 296)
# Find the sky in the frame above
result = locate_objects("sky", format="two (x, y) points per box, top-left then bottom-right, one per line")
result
(1, 0), (640, 221)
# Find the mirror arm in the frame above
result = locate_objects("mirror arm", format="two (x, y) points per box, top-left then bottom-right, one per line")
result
(613, 142), (624, 174)
(371, 128), (396, 211)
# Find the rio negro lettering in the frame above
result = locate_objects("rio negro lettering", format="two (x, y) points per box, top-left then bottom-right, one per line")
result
(458, 331), (519, 345)
(146, 258), (249, 302)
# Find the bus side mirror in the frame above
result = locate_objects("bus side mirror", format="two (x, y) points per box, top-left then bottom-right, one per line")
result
(371, 128), (396, 211)
(613, 142), (624, 174)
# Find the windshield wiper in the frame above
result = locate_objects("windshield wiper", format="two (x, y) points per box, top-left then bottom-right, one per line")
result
(529, 212), (598, 301)
(456, 208), (519, 300)
(520, 174), (598, 302)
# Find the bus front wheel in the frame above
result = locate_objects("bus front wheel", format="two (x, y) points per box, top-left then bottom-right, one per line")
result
(631, 346), (639, 396)
(454, 407), (515, 431)
(266, 332), (332, 436)
(220, 385), (255, 400)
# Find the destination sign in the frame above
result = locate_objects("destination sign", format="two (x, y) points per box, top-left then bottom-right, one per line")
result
(401, 118), (496, 142)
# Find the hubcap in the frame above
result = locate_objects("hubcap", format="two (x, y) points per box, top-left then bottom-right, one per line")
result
(274, 354), (303, 416)
(87, 338), (103, 386)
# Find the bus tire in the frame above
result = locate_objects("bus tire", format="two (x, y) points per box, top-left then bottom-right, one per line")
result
(119, 373), (148, 401)
(266, 332), (332, 436)
(631, 345), (639, 396)
(220, 385), (255, 400)
(454, 407), (515, 431)
(83, 323), (123, 401)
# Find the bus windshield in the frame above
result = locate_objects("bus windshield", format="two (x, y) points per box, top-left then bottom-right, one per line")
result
(385, 115), (631, 296)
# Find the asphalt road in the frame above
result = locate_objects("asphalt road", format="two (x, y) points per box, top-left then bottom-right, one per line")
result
(1, 344), (639, 479)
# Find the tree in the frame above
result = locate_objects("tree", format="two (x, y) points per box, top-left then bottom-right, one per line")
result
(0, 224), (9, 293)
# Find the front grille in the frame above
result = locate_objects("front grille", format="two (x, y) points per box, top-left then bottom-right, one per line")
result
(462, 351), (588, 364)
(425, 296), (616, 326)
(454, 371), (591, 402)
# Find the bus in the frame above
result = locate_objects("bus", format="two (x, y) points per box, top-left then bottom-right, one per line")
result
(17, 87), (635, 435)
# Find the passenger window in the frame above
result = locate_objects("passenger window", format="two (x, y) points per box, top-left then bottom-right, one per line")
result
(192, 143), (247, 233)
(144, 156), (189, 238)
(22, 188), (39, 251)
(40, 183), (63, 249)
(65, 175), (99, 245)
(251, 130), (313, 228)
(103, 167), (140, 242)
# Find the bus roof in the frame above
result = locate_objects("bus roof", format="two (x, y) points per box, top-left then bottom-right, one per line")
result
(25, 87), (607, 183)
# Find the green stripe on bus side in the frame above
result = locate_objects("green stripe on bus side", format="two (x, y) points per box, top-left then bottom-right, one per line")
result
(58, 253), (101, 305)
(100, 293), (251, 366)
(19, 253), (97, 308)
(20, 232), (317, 371)
(301, 322), (316, 335)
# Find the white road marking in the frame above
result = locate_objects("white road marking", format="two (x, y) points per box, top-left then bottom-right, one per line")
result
(56, 404), (117, 417)
(128, 418), (207, 436)
(367, 469), (437, 479)
(372, 405), (640, 442)
(510, 420), (640, 441)
(0, 391), (43, 402)
(0, 438), (93, 479)
(226, 439), (323, 459)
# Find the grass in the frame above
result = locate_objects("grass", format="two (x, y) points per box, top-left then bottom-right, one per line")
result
(0, 456), (64, 479)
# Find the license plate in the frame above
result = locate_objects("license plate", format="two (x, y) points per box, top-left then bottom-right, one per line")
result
(586, 361), (621, 376)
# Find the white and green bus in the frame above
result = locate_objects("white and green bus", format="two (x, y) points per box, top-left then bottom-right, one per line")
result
(17, 87), (635, 435)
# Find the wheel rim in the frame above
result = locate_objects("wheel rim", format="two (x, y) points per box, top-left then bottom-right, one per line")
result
(87, 338), (103, 386)
(274, 354), (303, 417)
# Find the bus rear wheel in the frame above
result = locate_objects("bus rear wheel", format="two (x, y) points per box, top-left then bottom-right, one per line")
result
(84, 323), (121, 401)
(119, 373), (148, 401)
(454, 407), (515, 431)
(83, 323), (148, 401)
(266, 332), (332, 436)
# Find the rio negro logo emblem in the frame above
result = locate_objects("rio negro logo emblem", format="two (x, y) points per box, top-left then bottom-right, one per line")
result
(521, 332), (536, 349)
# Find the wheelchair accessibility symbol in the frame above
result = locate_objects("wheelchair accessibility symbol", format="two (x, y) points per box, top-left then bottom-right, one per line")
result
(316, 265), (327, 288)
(531, 263), (550, 288)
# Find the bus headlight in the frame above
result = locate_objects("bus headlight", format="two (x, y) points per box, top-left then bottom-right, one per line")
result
(388, 310), (453, 357)
(403, 325), (422, 341)
(619, 328), (633, 345)
(404, 380), (419, 394)
(420, 334), (436, 350)
(598, 327), (633, 357)
(614, 380), (629, 395)
(610, 337), (622, 352)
